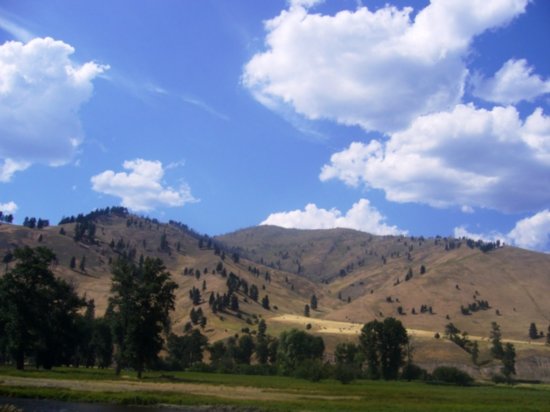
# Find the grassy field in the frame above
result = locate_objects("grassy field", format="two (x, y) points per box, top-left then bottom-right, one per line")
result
(1, 367), (549, 411)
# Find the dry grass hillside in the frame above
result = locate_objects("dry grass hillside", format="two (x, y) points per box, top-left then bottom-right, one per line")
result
(218, 225), (550, 341)
(1, 210), (549, 379)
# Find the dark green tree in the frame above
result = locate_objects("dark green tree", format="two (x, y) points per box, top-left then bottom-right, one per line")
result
(167, 329), (208, 370)
(91, 316), (113, 368)
(359, 317), (409, 380)
(501, 342), (516, 381)
(310, 294), (318, 310)
(262, 295), (270, 310)
(304, 304), (310, 317)
(70, 256), (76, 270)
(0, 246), (84, 370)
(334, 342), (362, 384)
(109, 256), (178, 378)
(235, 334), (255, 365)
(249, 284), (259, 301)
(490, 321), (504, 359)
(276, 329), (324, 376)
(529, 323), (538, 340)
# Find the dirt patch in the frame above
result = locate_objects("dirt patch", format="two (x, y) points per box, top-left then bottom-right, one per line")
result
(0, 376), (360, 402)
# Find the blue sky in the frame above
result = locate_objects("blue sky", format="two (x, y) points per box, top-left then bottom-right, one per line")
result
(0, 0), (549, 251)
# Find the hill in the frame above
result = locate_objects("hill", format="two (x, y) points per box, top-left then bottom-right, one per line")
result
(1, 208), (549, 380)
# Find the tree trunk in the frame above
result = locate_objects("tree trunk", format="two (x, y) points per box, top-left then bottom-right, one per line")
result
(15, 349), (24, 370)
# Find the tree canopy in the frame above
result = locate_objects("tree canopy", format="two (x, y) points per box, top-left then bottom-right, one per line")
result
(359, 317), (409, 380)
(109, 256), (178, 378)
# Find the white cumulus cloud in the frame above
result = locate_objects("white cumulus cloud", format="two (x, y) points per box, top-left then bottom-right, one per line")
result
(454, 210), (550, 252)
(0, 37), (108, 181)
(91, 159), (198, 212)
(260, 198), (405, 235)
(472, 59), (550, 104)
(321, 104), (550, 213)
(243, 0), (528, 133)
(507, 210), (550, 251)
(0, 201), (18, 214)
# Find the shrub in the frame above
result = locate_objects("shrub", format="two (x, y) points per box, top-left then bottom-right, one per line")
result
(293, 359), (327, 382)
(431, 366), (474, 386)
(401, 363), (428, 381)
(335, 364), (361, 384)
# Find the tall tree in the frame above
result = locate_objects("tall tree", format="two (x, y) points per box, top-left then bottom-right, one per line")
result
(490, 321), (504, 359)
(501, 343), (516, 381)
(109, 256), (178, 378)
(0, 246), (84, 369)
(359, 317), (409, 380)
(235, 334), (255, 365)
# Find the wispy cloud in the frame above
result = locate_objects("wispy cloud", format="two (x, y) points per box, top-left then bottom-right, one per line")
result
(109, 76), (229, 121)
(180, 95), (229, 121)
(0, 12), (34, 42)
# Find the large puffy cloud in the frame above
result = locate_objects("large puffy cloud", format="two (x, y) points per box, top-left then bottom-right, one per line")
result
(243, 0), (528, 133)
(0, 37), (107, 181)
(260, 198), (405, 235)
(91, 159), (197, 212)
(454, 210), (550, 252)
(321, 104), (550, 213)
(472, 59), (550, 104)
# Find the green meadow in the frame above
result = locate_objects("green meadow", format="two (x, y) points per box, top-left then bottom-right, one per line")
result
(1, 367), (549, 411)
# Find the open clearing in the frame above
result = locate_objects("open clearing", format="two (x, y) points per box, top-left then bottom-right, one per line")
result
(270, 314), (548, 345)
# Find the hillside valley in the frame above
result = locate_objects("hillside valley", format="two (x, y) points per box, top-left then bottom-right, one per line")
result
(1, 208), (549, 380)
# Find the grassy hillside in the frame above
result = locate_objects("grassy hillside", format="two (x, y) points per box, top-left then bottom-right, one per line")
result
(1, 210), (549, 380)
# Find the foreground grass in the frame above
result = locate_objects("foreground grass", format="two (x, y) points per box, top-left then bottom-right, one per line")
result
(0, 367), (549, 411)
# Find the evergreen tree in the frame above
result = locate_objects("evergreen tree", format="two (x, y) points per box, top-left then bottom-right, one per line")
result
(70, 256), (76, 270)
(501, 343), (516, 380)
(230, 294), (239, 312)
(529, 322), (538, 340)
(261, 295), (270, 310)
(310, 294), (318, 310)
(304, 304), (310, 317)
(490, 322), (504, 359)
(249, 284), (259, 301)
(109, 256), (178, 378)
(235, 334), (255, 364)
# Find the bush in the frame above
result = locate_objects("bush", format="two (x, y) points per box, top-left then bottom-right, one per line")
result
(333, 363), (360, 384)
(431, 366), (474, 386)
(491, 373), (509, 384)
(293, 359), (327, 382)
(401, 363), (428, 381)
